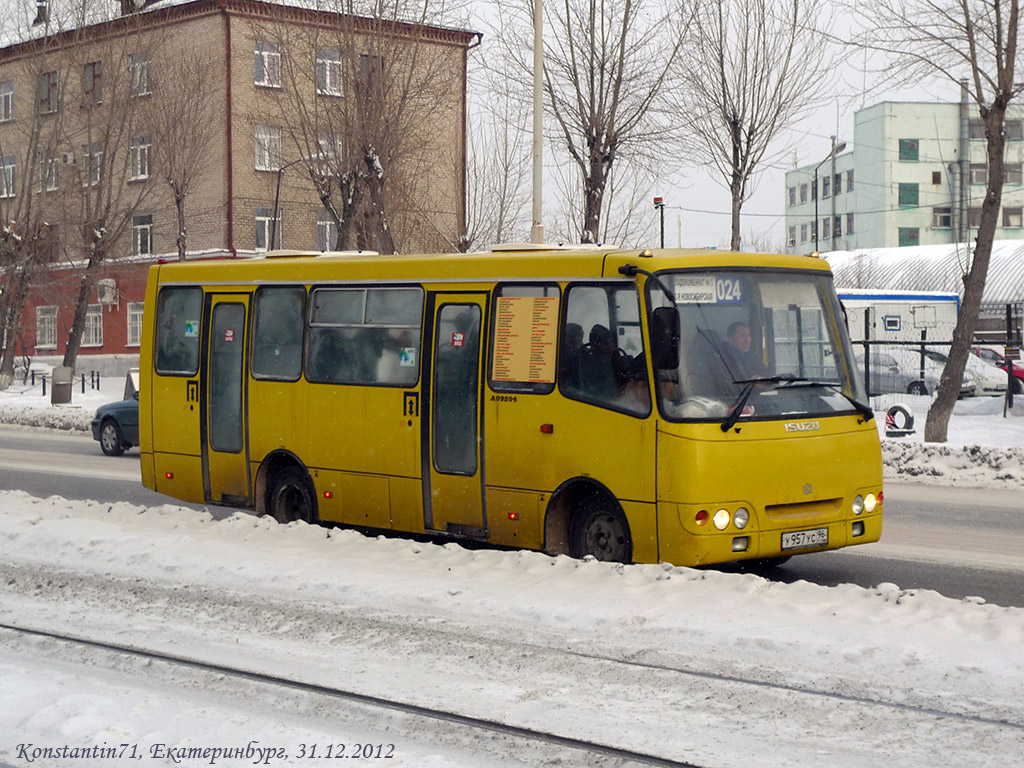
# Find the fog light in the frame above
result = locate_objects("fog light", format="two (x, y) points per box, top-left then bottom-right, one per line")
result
(864, 493), (877, 513)
(852, 521), (865, 537)
(731, 536), (749, 552)
(713, 509), (731, 530)
(852, 495), (864, 515)
(734, 507), (749, 530)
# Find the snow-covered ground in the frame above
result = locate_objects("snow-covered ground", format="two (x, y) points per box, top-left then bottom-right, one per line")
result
(1, 376), (1023, 767)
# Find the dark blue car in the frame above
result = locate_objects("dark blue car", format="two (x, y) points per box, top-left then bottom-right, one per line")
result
(91, 391), (140, 456)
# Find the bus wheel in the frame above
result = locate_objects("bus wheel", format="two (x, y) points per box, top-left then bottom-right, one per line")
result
(569, 498), (632, 563)
(268, 467), (318, 524)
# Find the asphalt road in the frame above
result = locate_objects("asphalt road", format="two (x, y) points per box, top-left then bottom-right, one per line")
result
(1, 424), (1021, 607)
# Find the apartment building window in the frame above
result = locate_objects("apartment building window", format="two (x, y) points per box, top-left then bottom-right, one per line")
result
(130, 135), (151, 180)
(968, 207), (982, 228)
(898, 182), (919, 207)
(316, 49), (342, 96)
(1007, 120), (1024, 140)
(898, 138), (919, 162)
(898, 227), (920, 247)
(799, 183), (808, 203)
(970, 163), (987, 185)
(822, 175), (831, 198)
(83, 304), (103, 347)
(317, 210), (338, 251)
(846, 169), (854, 191)
(255, 207), (281, 251)
(255, 124), (281, 171)
(932, 207), (953, 228)
(82, 61), (102, 105)
(969, 119), (986, 139)
(787, 226), (796, 246)
(82, 143), (102, 186)
(0, 81), (13, 122)
(255, 41), (281, 88)
(36, 306), (57, 349)
(0, 156), (14, 199)
(788, 186), (796, 206)
(133, 214), (153, 255)
(800, 223), (807, 243)
(846, 213), (855, 234)
(130, 52), (151, 96)
(833, 215), (842, 237)
(38, 151), (59, 192)
(1003, 207), (1023, 228)
(932, 171), (942, 185)
(37, 71), (58, 114)
(1005, 163), (1023, 184)
(833, 173), (842, 195)
(810, 221), (817, 241)
(822, 217), (831, 240)
(127, 302), (145, 346)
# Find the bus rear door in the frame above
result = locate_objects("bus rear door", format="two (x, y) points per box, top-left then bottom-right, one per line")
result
(425, 295), (486, 535)
(203, 294), (250, 505)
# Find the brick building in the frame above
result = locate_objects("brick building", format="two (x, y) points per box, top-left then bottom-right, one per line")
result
(0, 0), (477, 365)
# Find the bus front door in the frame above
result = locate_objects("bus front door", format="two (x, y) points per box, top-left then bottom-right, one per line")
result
(203, 295), (250, 505)
(425, 296), (486, 536)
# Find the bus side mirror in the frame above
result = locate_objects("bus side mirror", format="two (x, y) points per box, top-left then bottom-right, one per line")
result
(651, 306), (680, 369)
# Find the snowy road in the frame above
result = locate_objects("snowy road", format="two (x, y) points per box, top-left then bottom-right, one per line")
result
(2, 493), (1023, 768)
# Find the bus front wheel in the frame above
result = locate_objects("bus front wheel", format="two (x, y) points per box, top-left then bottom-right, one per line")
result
(268, 467), (318, 525)
(569, 498), (632, 564)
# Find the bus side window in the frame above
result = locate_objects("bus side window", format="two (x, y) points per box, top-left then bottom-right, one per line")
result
(252, 286), (305, 381)
(155, 287), (202, 375)
(561, 284), (650, 416)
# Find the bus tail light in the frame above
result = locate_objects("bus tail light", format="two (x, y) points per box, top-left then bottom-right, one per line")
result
(864, 493), (878, 512)
(852, 495), (864, 515)
(713, 509), (730, 530)
(695, 510), (709, 526)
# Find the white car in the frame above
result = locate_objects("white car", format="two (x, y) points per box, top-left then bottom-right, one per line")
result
(923, 346), (1006, 394)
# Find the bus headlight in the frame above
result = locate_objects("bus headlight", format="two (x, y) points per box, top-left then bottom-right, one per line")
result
(852, 495), (864, 515)
(864, 493), (878, 513)
(734, 507), (750, 529)
(713, 509), (731, 530)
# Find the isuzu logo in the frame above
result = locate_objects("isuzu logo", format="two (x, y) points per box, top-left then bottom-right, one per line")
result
(784, 420), (821, 433)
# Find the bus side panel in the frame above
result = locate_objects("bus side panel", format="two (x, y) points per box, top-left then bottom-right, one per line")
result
(312, 469), (391, 529)
(389, 477), (426, 535)
(486, 488), (545, 550)
(303, 384), (420, 527)
(484, 395), (657, 553)
(248, 378), (307, 475)
(139, 267), (158, 491)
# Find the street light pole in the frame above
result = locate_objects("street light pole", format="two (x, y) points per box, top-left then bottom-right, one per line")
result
(270, 156), (311, 251)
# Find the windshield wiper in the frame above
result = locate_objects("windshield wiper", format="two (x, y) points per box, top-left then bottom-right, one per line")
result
(720, 375), (798, 432)
(774, 378), (875, 422)
(721, 375), (874, 432)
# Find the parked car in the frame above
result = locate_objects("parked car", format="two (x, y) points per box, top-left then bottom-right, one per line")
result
(971, 345), (1024, 394)
(922, 346), (1007, 394)
(91, 390), (140, 456)
(856, 349), (975, 398)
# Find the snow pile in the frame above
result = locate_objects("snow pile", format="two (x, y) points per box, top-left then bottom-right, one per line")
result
(0, 404), (93, 432)
(1, 491), (1023, 768)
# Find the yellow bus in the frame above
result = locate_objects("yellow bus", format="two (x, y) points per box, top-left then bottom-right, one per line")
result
(139, 245), (883, 567)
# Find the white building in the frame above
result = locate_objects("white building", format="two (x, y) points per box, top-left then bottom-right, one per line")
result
(784, 90), (1024, 253)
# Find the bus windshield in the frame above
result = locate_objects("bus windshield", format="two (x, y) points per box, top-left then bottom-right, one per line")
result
(650, 269), (869, 423)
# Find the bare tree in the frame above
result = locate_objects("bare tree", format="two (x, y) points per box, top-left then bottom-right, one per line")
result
(678, 0), (832, 251)
(53, 11), (153, 369)
(141, 45), (218, 260)
(460, 84), (532, 251)
(852, 0), (1020, 442)
(268, 0), (468, 254)
(492, 0), (688, 244)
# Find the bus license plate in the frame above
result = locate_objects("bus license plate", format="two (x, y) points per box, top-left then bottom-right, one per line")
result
(781, 527), (829, 551)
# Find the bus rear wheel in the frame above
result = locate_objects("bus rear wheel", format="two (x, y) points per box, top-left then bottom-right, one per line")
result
(268, 467), (318, 525)
(569, 497), (632, 563)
